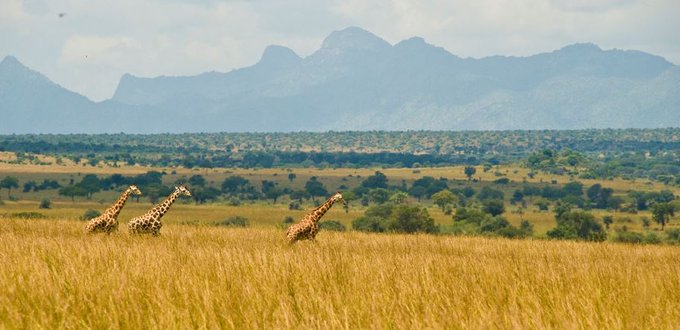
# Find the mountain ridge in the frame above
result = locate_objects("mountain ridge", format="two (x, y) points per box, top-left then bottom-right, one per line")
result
(1, 26), (678, 134)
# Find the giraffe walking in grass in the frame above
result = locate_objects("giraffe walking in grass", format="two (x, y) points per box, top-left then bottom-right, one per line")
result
(286, 192), (346, 244)
(85, 185), (142, 234)
(128, 186), (191, 236)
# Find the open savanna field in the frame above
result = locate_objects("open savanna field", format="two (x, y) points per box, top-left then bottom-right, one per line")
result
(2, 152), (680, 328)
(1, 160), (678, 235)
(2, 218), (680, 328)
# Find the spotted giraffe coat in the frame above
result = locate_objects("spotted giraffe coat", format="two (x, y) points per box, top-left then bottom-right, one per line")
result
(127, 186), (191, 236)
(85, 185), (142, 234)
(286, 192), (346, 243)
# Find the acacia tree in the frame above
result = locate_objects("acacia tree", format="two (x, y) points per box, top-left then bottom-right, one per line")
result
(0, 176), (19, 198)
(464, 166), (476, 181)
(652, 203), (675, 230)
(432, 190), (457, 211)
(304, 177), (328, 203)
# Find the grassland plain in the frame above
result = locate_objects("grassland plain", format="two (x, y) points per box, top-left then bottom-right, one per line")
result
(1, 219), (680, 329)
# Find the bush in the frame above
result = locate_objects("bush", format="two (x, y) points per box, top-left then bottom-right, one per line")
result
(39, 198), (51, 209)
(666, 228), (680, 244)
(80, 209), (101, 221)
(11, 212), (46, 219)
(389, 205), (439, 234)
(546, 224), (578, 240)
(477, 187), (504, 201)
(482, 200), (505, 216)
(494, 178), (510, 184)
(480, 217), (511, 233)
(319, 220), (346, 232)
(288, 202), (301, 210)
(535, 200), (549, 211)
(227, 197), (241, 206)
(352, 216), (387, 233)
(215, 216), (249, 227)
(453, 207), (491, 225)
(547, 210), (606, 242)
(644, 232), (661, 244)
(282, 216), (294, 225)
(613, 229), (645, 244)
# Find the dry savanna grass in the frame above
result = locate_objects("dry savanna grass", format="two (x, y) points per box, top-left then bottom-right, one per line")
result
(1, 219), (679, 328)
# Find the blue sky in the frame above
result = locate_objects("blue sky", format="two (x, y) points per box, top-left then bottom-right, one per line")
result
(1, 0), (678, 101)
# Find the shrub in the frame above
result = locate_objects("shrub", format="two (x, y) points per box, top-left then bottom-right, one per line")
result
(227, 197), (241, 206)
(39, 198), (51, 209)
(547, 210), (606, 242)
(215, 216), (249, 227)
(482, 200), (505, 216)
(282, 216), (294, 225)
(11, 212), (46, 219)
(613, 229), (645, 244)
(477, 187), (504, 201)
(666, 228), (680, 244)
(453, 207), (491, 225)
(535, 200), (549, 211)
(644, 232), (661, 244)
(480, 217), (511, 233)
(288, 202), (301, 210)
(80, 209), (101, 221)
(352, 216), (387, 233)
(319, 220), (346, 232)
(389, 205), (439, 234)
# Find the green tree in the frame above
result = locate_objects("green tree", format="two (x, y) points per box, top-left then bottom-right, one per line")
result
(188, 175), (206, 187)
(261, 180), (283, 204)
(652, 203), (675, 230)
(221, 176), (250, 194)
(361, 171), (388, 189)
(432, 190), (457, 211)
(353, 204), (438, 234)
(547, 210), (606, 242)
(389, 191), (409, 204)
(477, 186), (504, 201)
(388, 205), (439, 234)
(603, 215), (613, 230)
(39, 198), (51, 209)
(369, 188), (391, 205)
(0, 176), (19, 198)
(192, 187), (221, 204)
(59, 185), (88, 202)
(304, 177), (328, 202)
(483, 200), (505, 217)
(562, 181), (584, 197)
(319, 220), (346, 232)
(464, 166), (476, 181)
(77, 174), (102, 199)
(287, 173), (296, 182)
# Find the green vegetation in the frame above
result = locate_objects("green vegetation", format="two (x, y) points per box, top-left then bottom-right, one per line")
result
(1, 129), (679, 245)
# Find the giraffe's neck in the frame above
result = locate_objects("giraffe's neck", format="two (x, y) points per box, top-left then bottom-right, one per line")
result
(104, 189), (132, 218)
(147, 190), (181, 219)
(309, 196), (337, 224)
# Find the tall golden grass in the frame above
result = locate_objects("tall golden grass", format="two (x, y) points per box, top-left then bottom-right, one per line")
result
(1, 218), (679, 328)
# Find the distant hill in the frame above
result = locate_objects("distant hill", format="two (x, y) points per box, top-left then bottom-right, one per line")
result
(1, 27), (679, 133)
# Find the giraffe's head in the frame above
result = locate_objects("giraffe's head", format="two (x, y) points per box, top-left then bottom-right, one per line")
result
(332, 191), (347, 206)
(128, 185), (142, 196)
(175, 185), (192, 197)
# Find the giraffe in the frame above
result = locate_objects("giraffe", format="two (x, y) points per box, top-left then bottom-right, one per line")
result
(286, 191), (347, 243)
(85, 185), (142, 234)
(127, 186), (192, 236)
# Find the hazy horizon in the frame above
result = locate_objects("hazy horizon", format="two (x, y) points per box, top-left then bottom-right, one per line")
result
(1, 0), (679, 101)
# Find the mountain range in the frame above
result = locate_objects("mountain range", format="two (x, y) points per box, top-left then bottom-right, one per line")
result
(1, 27), (679, 134)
